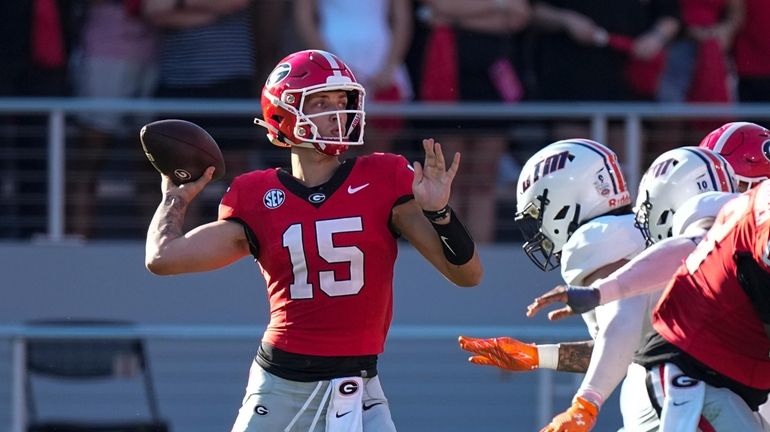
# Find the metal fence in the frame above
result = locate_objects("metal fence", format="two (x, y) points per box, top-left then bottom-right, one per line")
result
(2, 98), (770, 241)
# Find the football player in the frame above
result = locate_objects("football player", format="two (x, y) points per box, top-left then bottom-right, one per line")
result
(527, 123), (770, 430)
(145, 50), (483, 432)
(631, 180), (770, 431)
(461, 144), (737, 431)
(461, 138), (644, 431)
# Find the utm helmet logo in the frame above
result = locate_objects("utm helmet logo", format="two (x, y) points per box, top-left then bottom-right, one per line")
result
(521, 151), (572, 193)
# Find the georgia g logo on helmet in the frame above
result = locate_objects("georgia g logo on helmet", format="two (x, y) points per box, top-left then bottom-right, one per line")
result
(266, 63), (291, 88)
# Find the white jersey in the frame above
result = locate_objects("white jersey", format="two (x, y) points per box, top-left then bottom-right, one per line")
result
(598, 191), (740, 305)
(560, 213), (658, 420)
(561, 214), (646, 338)
(583, 191), (742, 429)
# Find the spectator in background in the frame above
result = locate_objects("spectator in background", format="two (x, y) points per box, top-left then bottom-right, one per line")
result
(68, 0), (159, 239)
(658, 0), (743, 104)
(530, 0), (678, 165)
(735, 0), (770, 102)
(0, 0), (78, 238)
(531, 0), (678, 102)
(253, 0), (290, 83)
(293, 0), (414, 155)
(413, 0), (530, 244)
(652, 0), (742, 166)
(143, 0), (258, 227)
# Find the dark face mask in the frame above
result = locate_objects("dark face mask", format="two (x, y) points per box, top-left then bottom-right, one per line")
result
(634, 190), (654, 247)
(515, 192), (560, 272)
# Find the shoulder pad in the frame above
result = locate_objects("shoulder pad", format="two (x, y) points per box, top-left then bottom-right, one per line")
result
(561, 214), (646, 285)
(671, 192), (738, 237)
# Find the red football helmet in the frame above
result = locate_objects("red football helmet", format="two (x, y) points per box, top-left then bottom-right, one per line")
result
(698, 122), (770, 190)
(254, 50), (366, 156)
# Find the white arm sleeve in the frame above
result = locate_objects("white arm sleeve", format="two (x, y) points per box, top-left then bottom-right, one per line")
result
(575, 293), (656, 408)
(594, 235), (701, 305)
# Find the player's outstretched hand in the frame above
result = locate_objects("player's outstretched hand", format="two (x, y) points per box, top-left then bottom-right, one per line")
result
(412, 138), (460, 212)
(161, 166), (215, 203)
(457, 336), (539, 372)
(527, 285), (600, 320)
(539, 397), (598, 432)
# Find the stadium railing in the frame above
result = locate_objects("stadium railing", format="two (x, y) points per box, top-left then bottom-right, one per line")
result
(2, 98), (769, 241)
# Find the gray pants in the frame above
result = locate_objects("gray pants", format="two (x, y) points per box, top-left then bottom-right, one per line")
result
(623, 362), (770, 432)
(232, 361), (397, 432)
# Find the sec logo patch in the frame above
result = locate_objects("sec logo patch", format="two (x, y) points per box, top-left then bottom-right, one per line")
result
(264, 189), (285, 209)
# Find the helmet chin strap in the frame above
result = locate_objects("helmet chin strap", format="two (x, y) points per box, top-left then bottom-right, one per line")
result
(254, 117), (316, 150)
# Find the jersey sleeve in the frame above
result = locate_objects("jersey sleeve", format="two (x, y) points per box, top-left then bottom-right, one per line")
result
(671, 192), (737, 237)
(752, 184), (770, 271)
(752, 221), (770, 271)
(392, 154), (415, 205)
(595, 235), (700, 304)
(577, 294), (655, 408)
(218, 179), (241, 221)
(560, 215), (646, 286)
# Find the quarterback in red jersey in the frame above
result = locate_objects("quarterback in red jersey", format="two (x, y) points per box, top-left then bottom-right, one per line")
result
(145, 50), (482, 432)
(633, 180), (770, 431)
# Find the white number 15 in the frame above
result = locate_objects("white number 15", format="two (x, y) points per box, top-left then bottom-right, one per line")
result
(283, 217), (364, 299)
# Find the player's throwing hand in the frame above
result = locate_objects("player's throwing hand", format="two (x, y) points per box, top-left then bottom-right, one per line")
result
(160, 166), (216, 203)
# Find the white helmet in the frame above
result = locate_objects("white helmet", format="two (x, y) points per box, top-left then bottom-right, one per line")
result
(635, 146), (736, 245)
(516, 139), (631, 271)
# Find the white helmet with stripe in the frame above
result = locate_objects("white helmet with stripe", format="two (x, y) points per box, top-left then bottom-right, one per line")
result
(515, 139), (631, 271)
(635, 146), (736, 245)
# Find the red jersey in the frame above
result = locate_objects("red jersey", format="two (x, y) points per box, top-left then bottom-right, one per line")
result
(218, 153), (414, 357)
(652, 181), (770, 388)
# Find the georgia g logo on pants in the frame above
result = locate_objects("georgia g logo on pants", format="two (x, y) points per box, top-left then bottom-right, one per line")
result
(339, 380), (359, 396)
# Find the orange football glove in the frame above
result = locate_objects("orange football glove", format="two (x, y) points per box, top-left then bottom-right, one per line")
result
(457, 336), (539, 372)
(540, 397), (599, 432)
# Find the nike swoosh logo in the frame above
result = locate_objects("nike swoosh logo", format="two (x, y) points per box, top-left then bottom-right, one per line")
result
(672, 401), (689, 406)
(336, 411), (351, 418)
(440, 236), (456, 256)
(363, 402), (383, 411)
(347, 183), (370, 194)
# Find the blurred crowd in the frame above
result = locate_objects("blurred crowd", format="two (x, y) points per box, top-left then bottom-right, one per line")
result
(1, 0), (770, 242)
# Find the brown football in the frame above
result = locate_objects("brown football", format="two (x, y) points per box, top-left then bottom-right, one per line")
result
(140, 119), (226, 185)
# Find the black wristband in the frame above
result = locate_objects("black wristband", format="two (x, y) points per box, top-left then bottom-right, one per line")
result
(430, 208), (475, 265)
(422, 205), (450, 222)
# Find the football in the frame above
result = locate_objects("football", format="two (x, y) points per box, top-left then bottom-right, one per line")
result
(140, 119), (226, 185)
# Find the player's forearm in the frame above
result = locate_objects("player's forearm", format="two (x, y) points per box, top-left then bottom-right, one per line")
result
(537, 340), (595, 373)
(575, 296), (648, 408)
(596, 235), (699, 304)
(145, 194), (189, 273)
(555, 340), (594, 373)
